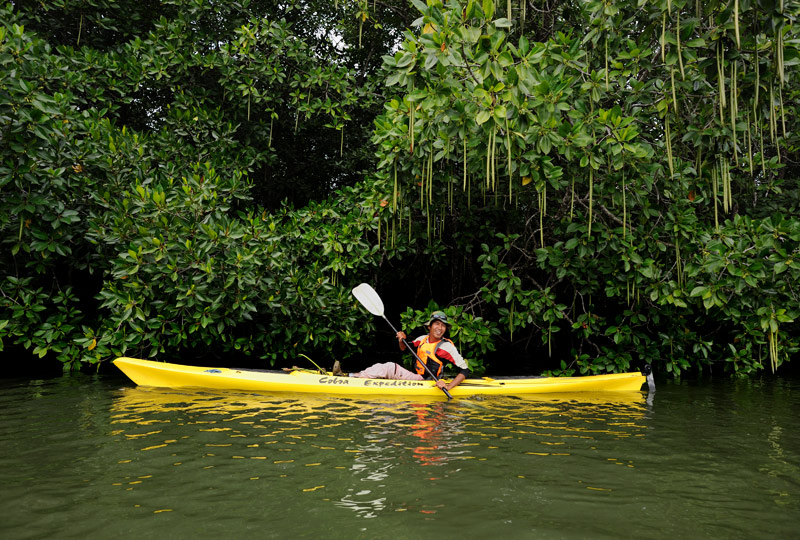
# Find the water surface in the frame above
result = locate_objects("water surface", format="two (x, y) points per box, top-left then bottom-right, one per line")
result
(1, 373), (797, 539)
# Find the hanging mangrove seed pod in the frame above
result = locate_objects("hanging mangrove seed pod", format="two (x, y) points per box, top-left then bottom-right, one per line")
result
(622, 168), (627, 239)
(393, 160), (398, 212)
(717, 42), (726, 124)
(746, 109), (754, 175)
(676, 9), (685, 79)
(731, 60), (738, 165)
(671, 67), (679, 114)
(605, 33), (610, 91)
(754, 35), (760, 117)
(588, 168), (594, 239)
(665, 114), (674, 178)
(570, 178), (575, 221)
(779, 85), (786, 139)
(537, 183), (545, 247)
(506, 117), (512, 200)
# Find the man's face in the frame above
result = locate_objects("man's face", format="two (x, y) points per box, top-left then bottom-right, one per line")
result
(429, 320), (447, 340)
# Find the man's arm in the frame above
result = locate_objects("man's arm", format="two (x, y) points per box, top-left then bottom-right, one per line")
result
(435, 341), (470, 389)
(396, 331), (421, 352)
(436, 372), (466, 391)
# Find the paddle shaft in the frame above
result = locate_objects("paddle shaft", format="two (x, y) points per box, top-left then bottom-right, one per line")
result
(380, 314), (453, 400)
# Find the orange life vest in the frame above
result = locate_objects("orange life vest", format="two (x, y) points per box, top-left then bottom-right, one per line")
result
(414, 336), (453, 378)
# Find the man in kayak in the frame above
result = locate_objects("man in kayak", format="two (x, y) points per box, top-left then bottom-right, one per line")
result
(331, 310), (470, 392)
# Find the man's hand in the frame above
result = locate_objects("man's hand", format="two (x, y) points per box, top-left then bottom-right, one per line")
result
(436, 373), (466, 391)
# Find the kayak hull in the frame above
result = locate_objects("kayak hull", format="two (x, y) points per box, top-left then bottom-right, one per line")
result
(113, 357), (647, 397)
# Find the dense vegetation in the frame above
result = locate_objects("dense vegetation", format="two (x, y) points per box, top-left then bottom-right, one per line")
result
(1, 0), (798, 377)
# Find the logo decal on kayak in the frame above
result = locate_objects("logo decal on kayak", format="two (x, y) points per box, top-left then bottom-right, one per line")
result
(317, 376), (351, 385)
(364, 379), (425, 387)
(317, 377), (424, 387)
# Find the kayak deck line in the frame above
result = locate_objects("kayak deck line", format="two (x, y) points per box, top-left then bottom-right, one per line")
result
(113, 357), (647, 397)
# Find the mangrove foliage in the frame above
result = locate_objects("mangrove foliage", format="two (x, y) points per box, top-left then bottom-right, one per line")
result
(1, 0), (798, 377)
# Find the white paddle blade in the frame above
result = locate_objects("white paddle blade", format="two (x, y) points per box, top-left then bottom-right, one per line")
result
(352, 283), (384, 317)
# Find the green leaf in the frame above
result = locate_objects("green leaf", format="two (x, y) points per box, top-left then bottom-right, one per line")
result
(415, 0), (436, 14)
(482, 0), (495, 19)
(396, 52), (416, 68)
(539, 136), (551, 155)
(690, 286), (709, 298)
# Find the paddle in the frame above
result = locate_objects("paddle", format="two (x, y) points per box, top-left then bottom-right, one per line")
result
(352, 283), (453, 400)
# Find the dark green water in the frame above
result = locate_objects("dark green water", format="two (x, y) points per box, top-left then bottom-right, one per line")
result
(1, 373), (798, 539)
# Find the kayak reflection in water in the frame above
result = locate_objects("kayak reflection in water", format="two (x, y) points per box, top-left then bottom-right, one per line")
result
(410, 401), (453, 466)
(331, 311), (471, 392)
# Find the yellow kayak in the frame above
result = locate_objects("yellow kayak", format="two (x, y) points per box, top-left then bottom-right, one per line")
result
(113, 357), (647, 398)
